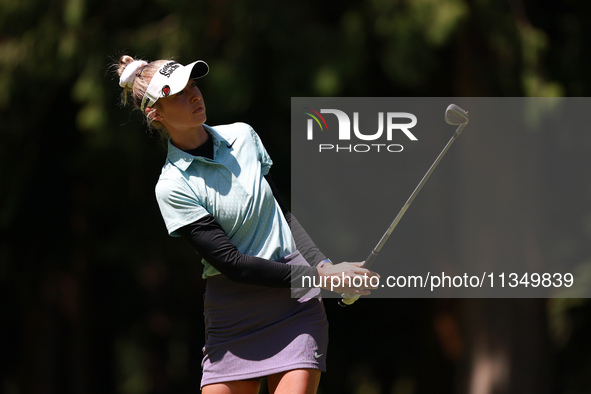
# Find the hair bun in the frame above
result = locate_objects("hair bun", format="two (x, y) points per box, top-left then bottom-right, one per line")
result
(119, 58), (148, 89)
(117, 55), (136, 76)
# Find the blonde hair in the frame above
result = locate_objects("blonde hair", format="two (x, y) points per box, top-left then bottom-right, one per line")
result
(115, 55), (169, 138)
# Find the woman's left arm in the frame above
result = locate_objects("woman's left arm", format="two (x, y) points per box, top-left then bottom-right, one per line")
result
(265, 173), (332, 268)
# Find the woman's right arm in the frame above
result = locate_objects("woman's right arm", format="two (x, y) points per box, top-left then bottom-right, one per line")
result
(176, 215), (378, 295)
(176, 214), (312, 288)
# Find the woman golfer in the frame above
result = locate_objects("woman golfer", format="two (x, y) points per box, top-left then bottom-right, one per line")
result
(116, 55), (378, 393)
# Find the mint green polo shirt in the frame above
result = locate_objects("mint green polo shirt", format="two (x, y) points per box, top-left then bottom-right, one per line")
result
(155, 122), (296, 278)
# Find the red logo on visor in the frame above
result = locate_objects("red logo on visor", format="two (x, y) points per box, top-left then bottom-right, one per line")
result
(162, 85), (171, 96)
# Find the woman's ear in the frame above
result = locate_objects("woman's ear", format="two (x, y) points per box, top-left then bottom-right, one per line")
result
(145, 107), (162, 121)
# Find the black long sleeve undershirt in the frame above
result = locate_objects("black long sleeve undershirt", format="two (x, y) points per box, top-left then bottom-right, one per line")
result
(176, 173), (328, 287)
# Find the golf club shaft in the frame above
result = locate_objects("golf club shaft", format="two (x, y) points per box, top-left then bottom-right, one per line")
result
(339, 122), (467, 306)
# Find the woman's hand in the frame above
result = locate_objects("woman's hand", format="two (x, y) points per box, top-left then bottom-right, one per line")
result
(316, 262), (380, 295)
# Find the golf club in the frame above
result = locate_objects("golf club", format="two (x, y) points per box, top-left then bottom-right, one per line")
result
(339, 103), (470, 307)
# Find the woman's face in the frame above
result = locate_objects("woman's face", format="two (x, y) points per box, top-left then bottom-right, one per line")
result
(156, 79), (207, 133)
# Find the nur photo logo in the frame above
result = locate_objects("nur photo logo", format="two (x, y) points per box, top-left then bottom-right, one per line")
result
(303, 107), (418, 153)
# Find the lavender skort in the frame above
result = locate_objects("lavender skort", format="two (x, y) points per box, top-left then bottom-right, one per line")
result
(200, 251), (329, 388)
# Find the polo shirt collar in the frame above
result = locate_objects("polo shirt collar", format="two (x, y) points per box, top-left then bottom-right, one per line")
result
(166, 125), (229, 171)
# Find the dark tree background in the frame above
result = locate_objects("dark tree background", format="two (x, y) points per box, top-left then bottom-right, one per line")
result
(1, 0), (591, 393)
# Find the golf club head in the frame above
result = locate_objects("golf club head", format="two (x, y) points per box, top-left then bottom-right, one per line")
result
(445, 104), (469, 125)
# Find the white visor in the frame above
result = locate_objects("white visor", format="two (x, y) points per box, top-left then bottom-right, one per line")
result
(140, 60), (209, 111)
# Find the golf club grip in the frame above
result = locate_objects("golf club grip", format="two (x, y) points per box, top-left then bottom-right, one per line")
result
(339, 293), (359, 307)
(338, 250), (379, 307)
(362, 250), (379, 269)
